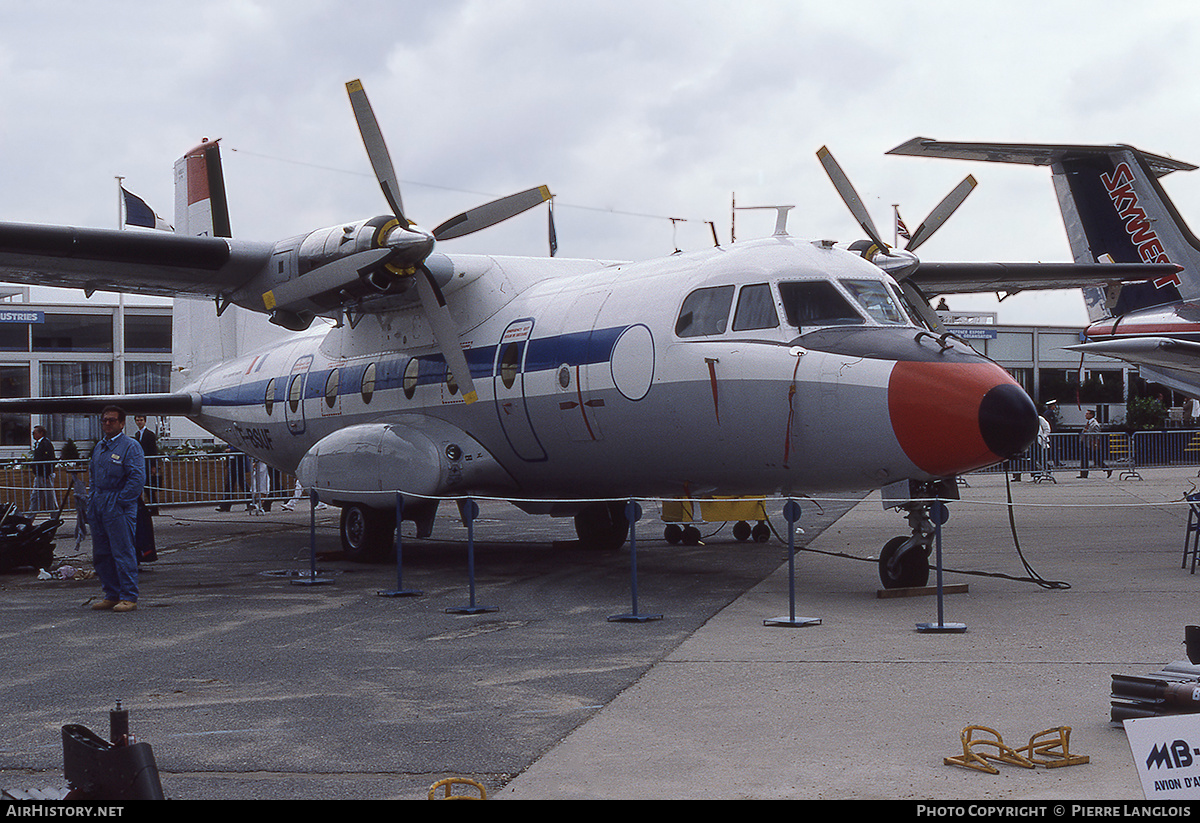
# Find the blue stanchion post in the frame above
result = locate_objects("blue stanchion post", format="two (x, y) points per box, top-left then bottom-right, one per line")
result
(291, 488), (333, 586)
(917, 499), (965, 633)
(379, 492), (422, 598)
(446, 497), (497, 615)
(608, 499), (662, 623)
(764, 499), (820, 627)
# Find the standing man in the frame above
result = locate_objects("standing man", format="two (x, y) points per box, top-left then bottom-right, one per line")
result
(30, 425), (55, 513)
(89, 406), (144, 613)
(133, 415), (159, 515)
(1079, 409), (1112, 479)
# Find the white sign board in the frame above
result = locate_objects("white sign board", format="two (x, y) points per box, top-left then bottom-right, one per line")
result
(1124, 714), (1200, 799)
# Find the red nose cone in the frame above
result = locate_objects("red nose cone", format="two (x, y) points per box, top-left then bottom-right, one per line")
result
(888, 361), (1038, 477)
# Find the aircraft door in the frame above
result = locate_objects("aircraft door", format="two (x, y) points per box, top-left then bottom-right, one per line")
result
(493, 319), (547, 462)
(285, 355), (313, 436)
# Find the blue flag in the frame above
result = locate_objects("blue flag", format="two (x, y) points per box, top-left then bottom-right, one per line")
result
(122, 187), (172, 231)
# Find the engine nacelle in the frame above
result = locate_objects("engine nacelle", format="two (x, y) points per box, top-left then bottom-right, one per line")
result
(296, 419), (515, 508)
(243, 216), (438, 325)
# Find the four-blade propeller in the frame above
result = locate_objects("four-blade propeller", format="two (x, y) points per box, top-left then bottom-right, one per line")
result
(817, 145), (975, 259)
(345, 79), (552, 404)
(817, 145), (976, 331)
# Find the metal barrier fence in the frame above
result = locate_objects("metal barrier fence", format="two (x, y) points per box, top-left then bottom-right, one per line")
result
(0, 454), (299, 515)
(11, 429), (1200, 515)
(983, 430), (1200, 476)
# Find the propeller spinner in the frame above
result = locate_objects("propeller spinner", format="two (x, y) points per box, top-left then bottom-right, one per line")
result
(345, 79), (552, 404)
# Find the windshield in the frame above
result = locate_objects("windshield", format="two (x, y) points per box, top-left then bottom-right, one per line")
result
(778, 281), (864, 328)
(839, 279), (907, 324)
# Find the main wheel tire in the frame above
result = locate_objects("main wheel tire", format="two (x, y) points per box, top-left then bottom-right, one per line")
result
(878, 535), (930, 589)
(339, 504), (396, 563)
(573, 501), (629, 551)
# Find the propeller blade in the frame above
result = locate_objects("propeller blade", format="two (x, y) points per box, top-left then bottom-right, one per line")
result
(261, 248), (395, 311)
(414, 267), (477, 404)
(817, 146), (887, 251)
(346, 79), (408, 225)
(905, 175), (977, 251)
(432, 186), (553, 241)
(896, 279), (945, 333)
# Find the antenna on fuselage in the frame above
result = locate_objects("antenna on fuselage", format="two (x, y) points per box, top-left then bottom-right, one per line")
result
(733, 204), (795, 237)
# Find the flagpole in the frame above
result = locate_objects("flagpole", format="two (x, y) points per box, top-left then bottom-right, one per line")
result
(114, 176), (126, 395)
(892, 203), (899, 247)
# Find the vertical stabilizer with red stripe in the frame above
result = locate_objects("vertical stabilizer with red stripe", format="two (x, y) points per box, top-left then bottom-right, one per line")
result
(172, 139), (231, 238)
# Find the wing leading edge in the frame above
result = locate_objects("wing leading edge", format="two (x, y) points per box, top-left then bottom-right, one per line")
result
(0, 222), (272, 299)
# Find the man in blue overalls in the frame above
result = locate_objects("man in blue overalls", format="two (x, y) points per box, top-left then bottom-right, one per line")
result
(89, 405), (145, 613)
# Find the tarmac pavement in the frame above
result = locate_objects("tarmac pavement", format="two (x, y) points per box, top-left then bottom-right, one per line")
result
(2, 466), (1198, 800)
(501, 466), (1200, 800)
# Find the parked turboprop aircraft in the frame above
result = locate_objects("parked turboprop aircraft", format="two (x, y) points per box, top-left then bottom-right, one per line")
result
(888, 138), (1200, 397)
(5, 83), (1174, 589)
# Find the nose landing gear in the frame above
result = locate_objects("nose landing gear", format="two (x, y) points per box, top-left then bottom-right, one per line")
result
(879, 479), (956, 589)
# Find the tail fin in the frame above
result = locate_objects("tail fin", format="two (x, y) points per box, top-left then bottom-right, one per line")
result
(172, 138), (231, 238)
(171, 138), (281, 389)
(887, 140), (1200, 319)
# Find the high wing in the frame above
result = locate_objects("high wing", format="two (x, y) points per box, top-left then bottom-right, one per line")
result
(0, 222), (272, 300)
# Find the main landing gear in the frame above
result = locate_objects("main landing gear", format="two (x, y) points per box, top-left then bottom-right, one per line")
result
(338, 499), (439, 563)
(573, 500), (630, 551)
(339, 503), (396, 563)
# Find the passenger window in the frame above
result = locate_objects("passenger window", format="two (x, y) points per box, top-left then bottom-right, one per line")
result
(732, 283), (779, 331)
(403, 358), (419, 400)
(324, 369), (340, 408)
(361, 362), (376, 404)
(778, 281), (864, 328)
(500, 343), (521, 389)
(840, 279), (905, 324)
(288, 374), (304, 413)
(675, 285), (735, 337)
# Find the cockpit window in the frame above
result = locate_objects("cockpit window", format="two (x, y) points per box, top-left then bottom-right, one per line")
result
(840, 279), (906, 324)
(778, 281), (864, 328)
(676, 285), (735, 337)
(732, 283), (779, 331)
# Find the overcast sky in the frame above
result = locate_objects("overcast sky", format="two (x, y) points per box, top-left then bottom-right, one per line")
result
(2, 0), (1199, 323)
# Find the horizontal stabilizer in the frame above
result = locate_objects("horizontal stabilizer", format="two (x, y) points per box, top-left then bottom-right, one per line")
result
(887, 138), (1198, 177)
(0, 392), (200, 416)
(1067, 338), (1200, 375)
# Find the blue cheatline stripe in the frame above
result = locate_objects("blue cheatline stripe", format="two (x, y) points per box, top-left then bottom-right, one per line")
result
(199, 325), (634, 409)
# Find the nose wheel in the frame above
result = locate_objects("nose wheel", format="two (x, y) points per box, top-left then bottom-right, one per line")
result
(879, 535), (930, 589)
(878, 502), (934, 589)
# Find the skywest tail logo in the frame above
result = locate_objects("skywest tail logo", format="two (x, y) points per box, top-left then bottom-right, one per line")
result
(1101, 161), (1183, 289)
